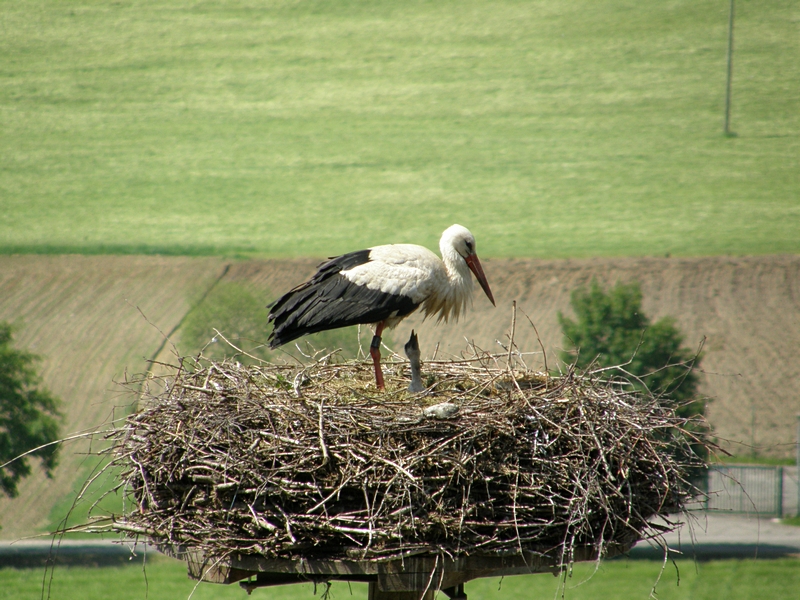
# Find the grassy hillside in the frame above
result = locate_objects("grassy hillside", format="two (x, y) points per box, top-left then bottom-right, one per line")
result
(0, 0), (797, 560)
(1, 0), (798, 258)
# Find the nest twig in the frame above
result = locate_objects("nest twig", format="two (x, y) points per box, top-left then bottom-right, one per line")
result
(104, 348), (705, 566)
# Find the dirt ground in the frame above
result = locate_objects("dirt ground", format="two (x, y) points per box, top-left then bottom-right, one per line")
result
(0, 255), (227, 540)
(1, 253), (799, 540)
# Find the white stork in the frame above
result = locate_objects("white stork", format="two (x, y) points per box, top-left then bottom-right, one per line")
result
(267, 224), (496, 390)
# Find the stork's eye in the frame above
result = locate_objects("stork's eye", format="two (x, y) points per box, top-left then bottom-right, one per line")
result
(464, 240), (474, 254)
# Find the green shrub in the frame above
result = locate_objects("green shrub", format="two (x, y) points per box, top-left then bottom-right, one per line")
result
(558, 280), (703, 414)
(558, 280), (708, 467)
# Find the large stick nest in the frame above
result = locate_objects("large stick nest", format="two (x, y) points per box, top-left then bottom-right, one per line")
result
(110, 350), (704, 565)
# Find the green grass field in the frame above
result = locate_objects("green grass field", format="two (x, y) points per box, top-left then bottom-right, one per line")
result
(1, 2), (798, 597)
(1, 0), (798, 259)
(3, 558), (800, 600)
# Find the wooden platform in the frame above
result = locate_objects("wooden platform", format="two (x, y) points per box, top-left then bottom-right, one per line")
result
(162, 542), (633, 599)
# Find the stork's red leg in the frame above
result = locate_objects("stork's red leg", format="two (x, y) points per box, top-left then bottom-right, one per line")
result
(370, 322), (386, 390)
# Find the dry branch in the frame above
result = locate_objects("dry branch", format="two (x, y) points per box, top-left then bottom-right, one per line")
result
(105, 350), (705, 566)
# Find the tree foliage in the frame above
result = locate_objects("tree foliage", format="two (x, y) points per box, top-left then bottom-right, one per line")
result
(0, 322), (62, 499)
(558, 280), (703, 420)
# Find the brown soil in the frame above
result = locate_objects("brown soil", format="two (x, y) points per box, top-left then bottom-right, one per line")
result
(224, 254), (800, 462)
(1, 253), (799, 540)
(0, 255), (227, 540)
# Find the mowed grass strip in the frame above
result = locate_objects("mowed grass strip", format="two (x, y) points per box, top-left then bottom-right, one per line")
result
(1, 0), (797, 259)
(3, 558), (800, 600)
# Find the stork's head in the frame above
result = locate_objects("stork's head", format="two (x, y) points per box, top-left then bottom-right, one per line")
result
(441, 224), (496, 307)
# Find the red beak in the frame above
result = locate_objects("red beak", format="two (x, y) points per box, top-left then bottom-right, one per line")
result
(465, 254), (496, 306)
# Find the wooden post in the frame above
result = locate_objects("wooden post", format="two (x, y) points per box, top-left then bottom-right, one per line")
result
(724, 0), (736, 136)
(796, 415), (800, 517)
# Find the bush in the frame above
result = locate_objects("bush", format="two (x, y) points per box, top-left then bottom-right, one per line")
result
(558, 281), (708, 470)
(558, 280), (703, 417)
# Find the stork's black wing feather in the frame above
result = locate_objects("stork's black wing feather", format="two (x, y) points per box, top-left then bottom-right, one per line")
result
(267, 249), (419, 348)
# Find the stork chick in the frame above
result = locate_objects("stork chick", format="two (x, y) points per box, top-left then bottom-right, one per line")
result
(404, 330), (425, 393)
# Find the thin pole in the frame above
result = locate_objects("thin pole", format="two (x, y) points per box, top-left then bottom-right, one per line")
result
(751, 397), (757, 459)
(724, 0), (736, 136)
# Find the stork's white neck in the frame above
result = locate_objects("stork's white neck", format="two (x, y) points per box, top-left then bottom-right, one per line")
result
(419, 227), (475, 323)
(440, 240), (473, 288)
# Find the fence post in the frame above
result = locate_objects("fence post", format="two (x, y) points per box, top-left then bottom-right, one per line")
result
(796, 415), (800, 517)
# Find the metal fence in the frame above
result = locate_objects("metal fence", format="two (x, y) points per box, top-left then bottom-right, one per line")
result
(706, 465), (796, 517)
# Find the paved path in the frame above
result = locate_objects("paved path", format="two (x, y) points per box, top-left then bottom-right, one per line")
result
(629, 512), (800, 560)
(0, 538), (155, 568)
(3, 514), (800, 566)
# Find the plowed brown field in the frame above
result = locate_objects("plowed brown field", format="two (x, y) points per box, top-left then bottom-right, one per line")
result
(1, 254), (799, 540)
(225, 255), (800, 461)
(0, 256), (227, 540)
